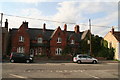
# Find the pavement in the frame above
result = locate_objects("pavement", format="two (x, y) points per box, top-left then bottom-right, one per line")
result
(2, 58), (119, 63)
(34, 59), (119, 63)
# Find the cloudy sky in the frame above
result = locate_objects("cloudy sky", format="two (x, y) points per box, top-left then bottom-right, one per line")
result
(0, 0), (119, 37)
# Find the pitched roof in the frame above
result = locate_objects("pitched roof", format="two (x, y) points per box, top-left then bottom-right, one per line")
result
(10, 28), (89, 42)
(27, 28), (54, 40)
(113, 32), (120, 42)
(81, 30), (89, 40)
(67, 32), (83, 42)
(10, 28), (54, 41)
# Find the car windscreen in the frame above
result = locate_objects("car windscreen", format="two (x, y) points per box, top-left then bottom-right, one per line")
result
(13, 53), (25, 57)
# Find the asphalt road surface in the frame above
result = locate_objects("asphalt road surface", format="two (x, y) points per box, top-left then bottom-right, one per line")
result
(2, 62), (119, 80)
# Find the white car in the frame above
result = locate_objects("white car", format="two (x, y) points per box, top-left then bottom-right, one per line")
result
(73, 54), (98, 64)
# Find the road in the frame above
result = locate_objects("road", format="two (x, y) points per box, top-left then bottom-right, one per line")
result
(2, 62), (119, 80)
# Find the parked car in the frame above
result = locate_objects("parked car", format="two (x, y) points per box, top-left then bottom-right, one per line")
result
(73, 54), (98, 64)
(10, 52), (34, 63)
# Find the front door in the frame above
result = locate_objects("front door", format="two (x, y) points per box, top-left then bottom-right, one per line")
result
(30, 49), (34, 57)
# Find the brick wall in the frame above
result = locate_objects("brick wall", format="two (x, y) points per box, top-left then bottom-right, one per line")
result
(11, 23), (30, 54)
(50, 27), (67, 56)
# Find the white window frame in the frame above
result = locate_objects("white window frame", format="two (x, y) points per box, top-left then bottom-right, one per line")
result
(57, 37), (62, 43)
(71, 40), (75, 44)
(17, 47), (24, 53)
(19, 36), (24, 42)
(38, 38), (43, 43)
(38, 48), (42, 55)
(56, 48), (62, 55)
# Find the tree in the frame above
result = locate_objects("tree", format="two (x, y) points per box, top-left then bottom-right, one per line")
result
(62, 45), (72, 56)
(79, 40), (89, 54)
(91, 35), (114, 59)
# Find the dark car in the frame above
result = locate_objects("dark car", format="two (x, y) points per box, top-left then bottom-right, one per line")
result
(10, 52), (34, 63)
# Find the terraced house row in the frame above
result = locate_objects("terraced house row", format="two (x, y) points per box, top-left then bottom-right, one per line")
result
(1, 19), (120, 60)
(6, 20), (89, 59)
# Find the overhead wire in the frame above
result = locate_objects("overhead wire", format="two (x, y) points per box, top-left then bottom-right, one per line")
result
(1, 13), (118, 29)
(3, 13), (76, 24)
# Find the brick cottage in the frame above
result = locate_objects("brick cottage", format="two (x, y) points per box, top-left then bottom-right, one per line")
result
(9, 21), (89, 59)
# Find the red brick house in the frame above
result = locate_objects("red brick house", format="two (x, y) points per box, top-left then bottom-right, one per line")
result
(9, 21), (89, 58)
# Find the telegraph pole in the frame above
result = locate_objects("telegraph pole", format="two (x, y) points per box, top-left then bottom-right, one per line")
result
(89, 19), (92, 56)
(0, 13), (3, 27)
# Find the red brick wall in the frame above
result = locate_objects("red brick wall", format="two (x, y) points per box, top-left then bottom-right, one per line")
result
(11, 24), (30, 54)
(50, 27), (67, 56)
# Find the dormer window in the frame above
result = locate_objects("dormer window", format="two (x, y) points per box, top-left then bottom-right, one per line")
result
(57, 37), (62, 43)
(19, 36), (24, 42)
(71, 40), (75, 44)
(38, 38), (42, 43)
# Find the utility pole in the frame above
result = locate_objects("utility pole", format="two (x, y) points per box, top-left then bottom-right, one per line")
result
(0, 13), (3, 27)
(89, 19), (92, 56)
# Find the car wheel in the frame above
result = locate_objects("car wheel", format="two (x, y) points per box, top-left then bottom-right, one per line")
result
(26, 60), (30, 63)
(77, 60), (81, 64)
(10, 59), (14, 63)
(93, 60), (97, 64)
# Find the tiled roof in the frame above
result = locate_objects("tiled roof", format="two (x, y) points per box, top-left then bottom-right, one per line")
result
(27, 28), (54, 40)
(67, 32), (83, 42)
(113, 32), (120, 42)
(10, 28), (89, 42)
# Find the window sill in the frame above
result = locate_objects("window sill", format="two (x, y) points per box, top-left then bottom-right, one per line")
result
(19, 41), (24, 42)
(57, 42), (61, 43)
(71, 43), (74, 44)
(56, 54), (61, 55)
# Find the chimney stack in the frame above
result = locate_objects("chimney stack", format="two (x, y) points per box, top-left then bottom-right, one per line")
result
(64, 24), (67, 31)
(43, 23), (46, 32)
(5, 19), (8, 29)
(74, 25), (80, 33)
(111, 26), (114, 34)
(23, 21), (28, 29)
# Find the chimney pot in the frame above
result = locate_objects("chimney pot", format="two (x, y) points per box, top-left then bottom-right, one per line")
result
(74, 25), (80, 33)
(111, 26), (114, 34)
(22, 21), (28, 29)
(5, 19), (8, 29)
(43, 23), (46, 32)
(64, 24), (67, 31)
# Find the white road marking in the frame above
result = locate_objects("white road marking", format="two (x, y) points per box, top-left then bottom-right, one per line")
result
(73, 70), (78, 72)
(9, 74), (27, 78)
(69, 71), (73, 72)
(80, 70), (100, 79)
(59, 71), (63, 72)
(9, 74), (34, 80)
(90, 75), (100, 79)
(56, 70), (59, 72)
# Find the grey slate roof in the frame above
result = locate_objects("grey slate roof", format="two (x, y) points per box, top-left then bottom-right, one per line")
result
(27, 28), (54, 40)
(10, 28), (89, 43)
(113, 32), (120, 42)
